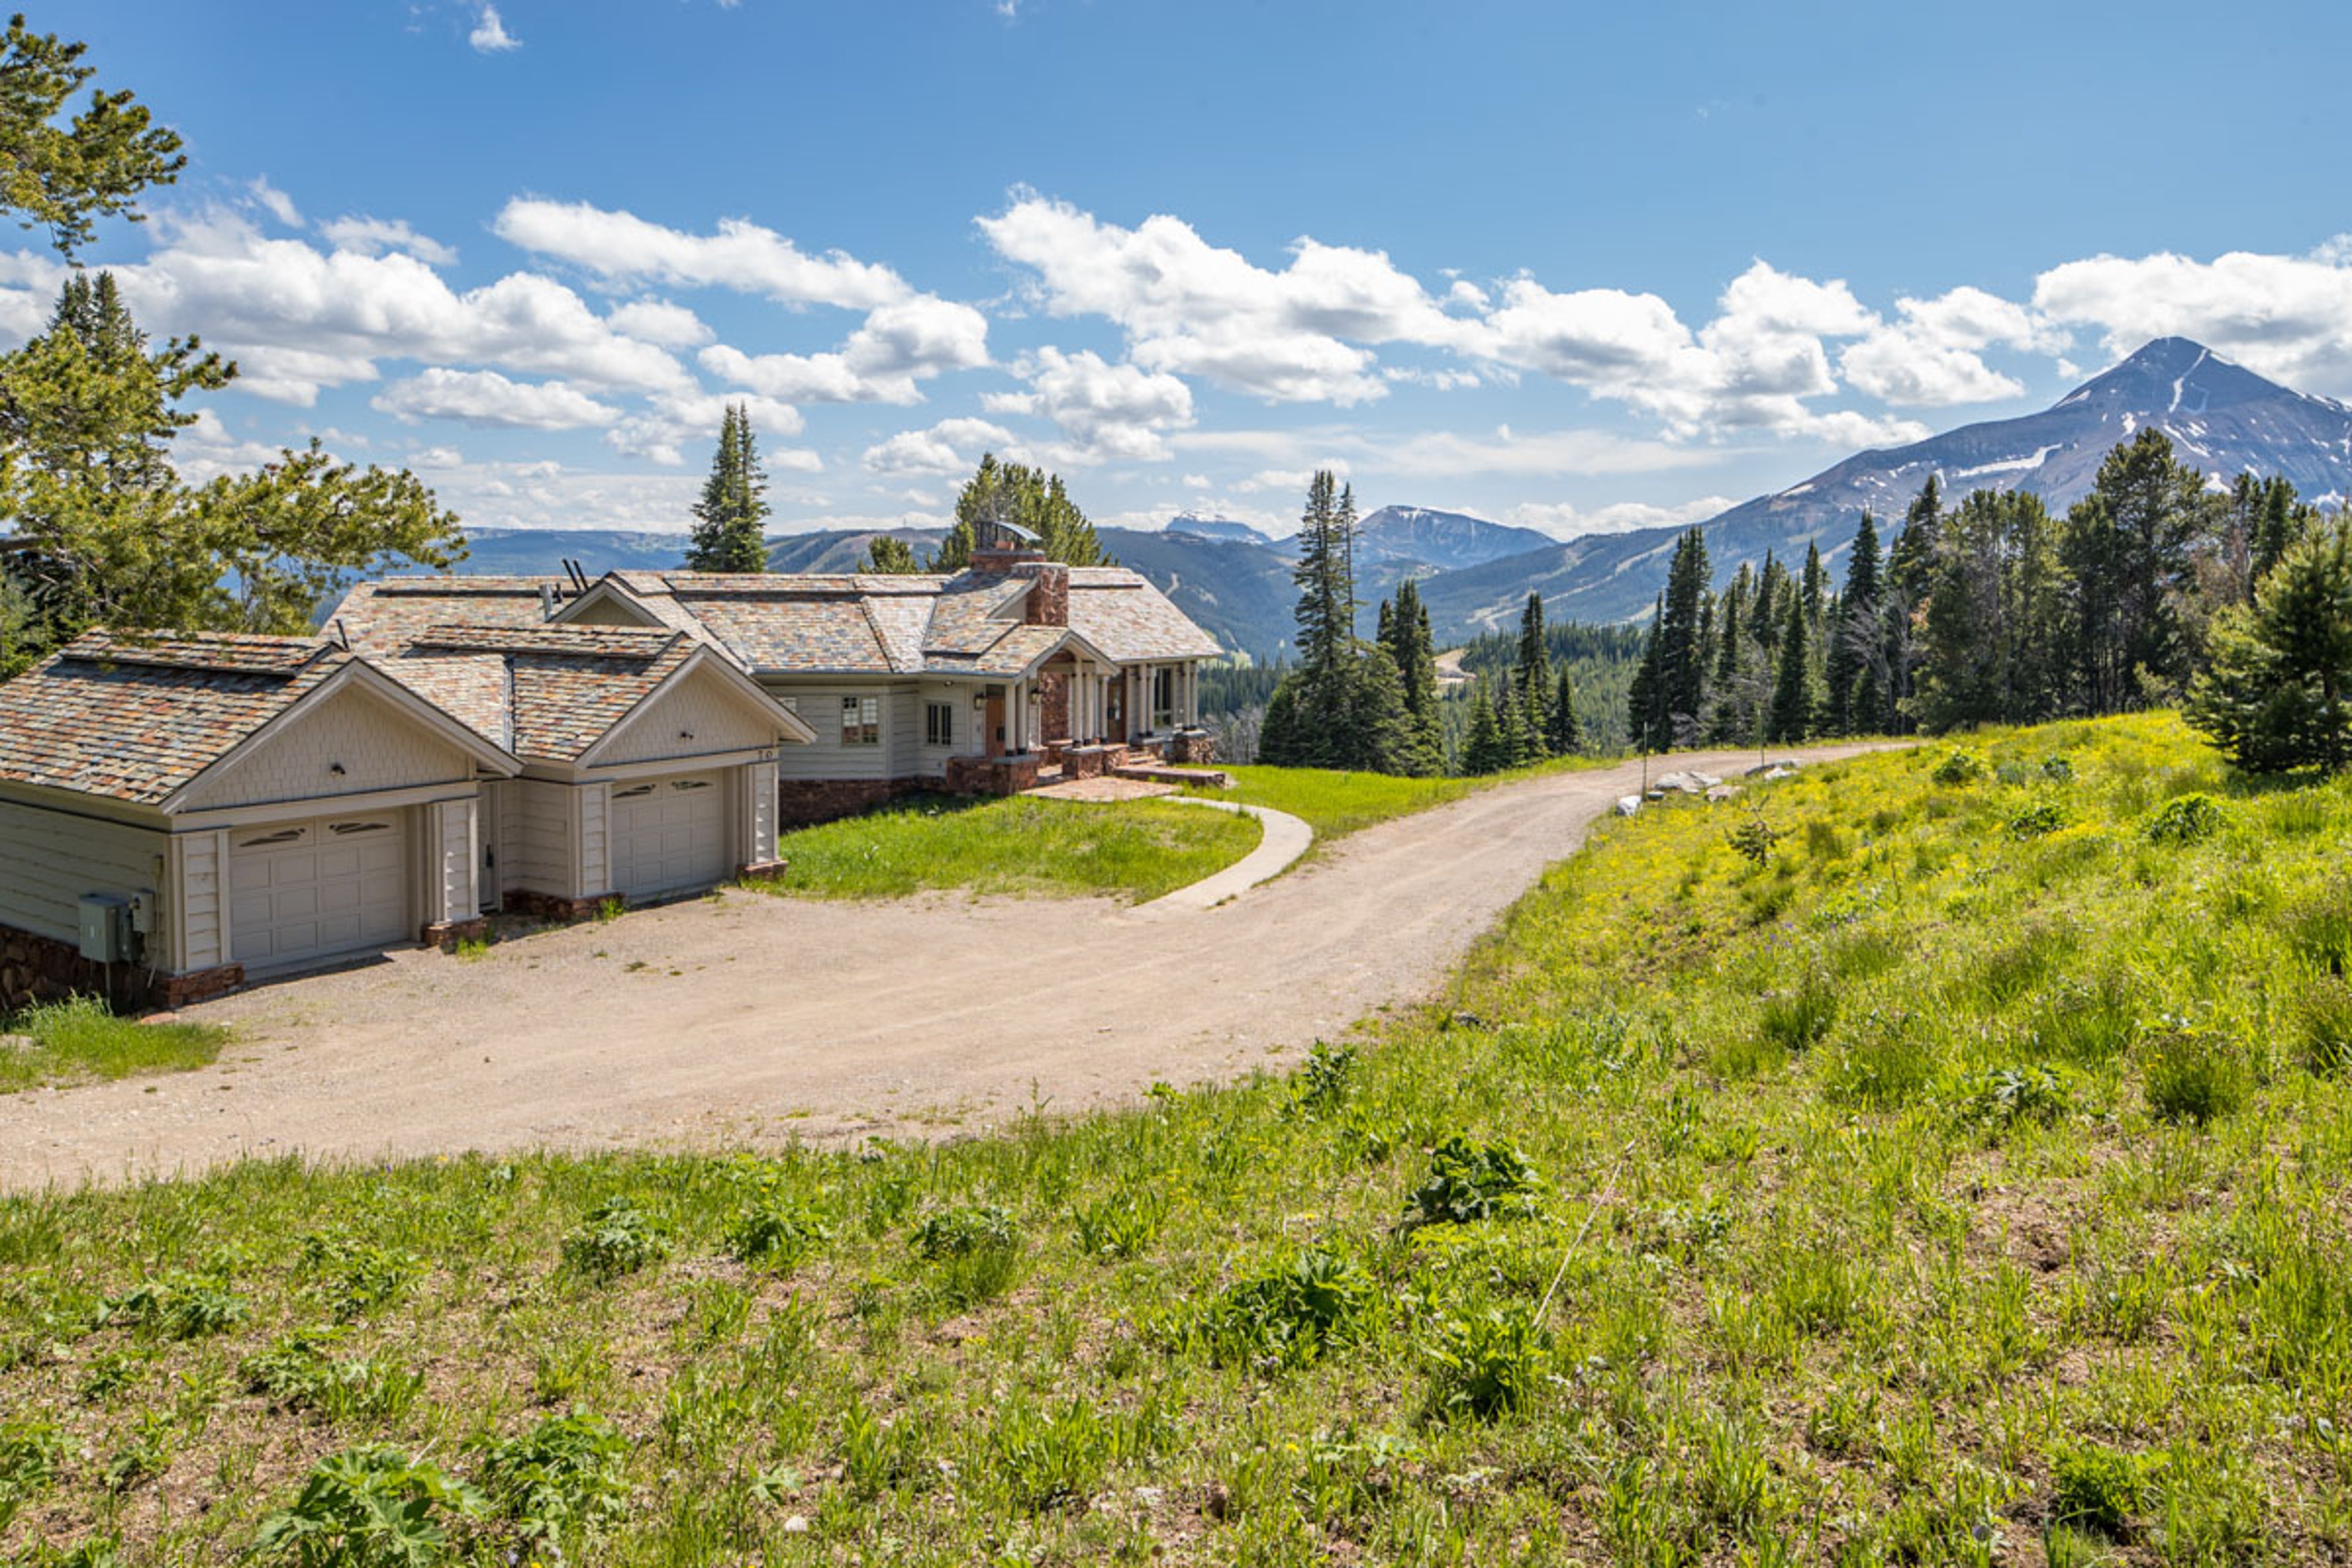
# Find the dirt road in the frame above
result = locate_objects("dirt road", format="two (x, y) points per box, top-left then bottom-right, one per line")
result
(0, 748), (1890, 1189)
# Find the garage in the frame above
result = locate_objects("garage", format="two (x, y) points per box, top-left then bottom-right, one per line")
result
(609, 773), (729, 900)
(228, 813), (412, 973)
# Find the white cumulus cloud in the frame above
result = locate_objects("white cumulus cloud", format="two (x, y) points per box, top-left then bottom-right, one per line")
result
(861, 418), (1022, 477)
(318, 215), (459, 267)
(493, 197), (907, 310)
(981, 346), (1193, 462)
(469, 5), (521, 52)
(2032, 245), (2352, 396)
(373, 368), (621, 430)
(698, 294), (990, 405)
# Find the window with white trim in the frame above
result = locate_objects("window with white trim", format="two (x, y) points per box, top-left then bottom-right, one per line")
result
(1152, 666), (1176, 729)
(840, 695), (880, 745)
(924, 701), (954, 747)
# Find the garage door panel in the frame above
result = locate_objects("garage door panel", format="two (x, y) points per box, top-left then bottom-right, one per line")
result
(229, 814), (410, 973)
(611, 774), (728, 899)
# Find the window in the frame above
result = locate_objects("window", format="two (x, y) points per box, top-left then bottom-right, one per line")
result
(1152, 666), (1177, 729)
(925, 701), (954, 747)
(840, 695), (880, 745)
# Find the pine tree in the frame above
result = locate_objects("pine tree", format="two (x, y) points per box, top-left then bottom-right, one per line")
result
(1628, 595), (1667, 752)
(1657, 529), (1712, 734)
(933, 454), (1110, 570)
(1515, 591), (1551, 695)
(1381, 579), (1445, 776)
(1461, 686), (1508, 775)
(2185, 518), (2352, 773)
(1548, 666), (1581, 753)
(1518, 673), (1551, 761)
(860, 534), (922, 573)
(685, 404), (771, 573)
(1825, 511), (1881, 734)
(1766, 595), (1815, 743)
(1496, 669), (1529, 766)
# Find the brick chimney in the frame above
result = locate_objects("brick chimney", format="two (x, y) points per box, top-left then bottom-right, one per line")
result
(971, 515), (1046, 571)
(1017, 561), (1069, 626)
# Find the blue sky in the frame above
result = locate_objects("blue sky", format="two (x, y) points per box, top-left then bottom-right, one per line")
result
(29, 0), (2352, 538)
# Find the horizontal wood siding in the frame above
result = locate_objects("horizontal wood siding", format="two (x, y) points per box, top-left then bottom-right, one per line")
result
(173, 830), (224, 972)
(759, 681), (915, 782)
(598, 667), (788, 766)
(0, 797), (166, 951)
(580, 783), (609, 896)
(510, 780), (576, 897)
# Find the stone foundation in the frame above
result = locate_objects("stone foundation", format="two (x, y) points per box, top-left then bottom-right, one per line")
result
(503, 889), (617, 923)
(944, 753), (1041, 796)
(421, 917), (491, 952)
(776, 777), (917, 826)
(0, 921), (243, 1011)
(1166, 728), (1219, 766)
(1061, 744), (1115, 780)
(1039, 670), (1070, 742)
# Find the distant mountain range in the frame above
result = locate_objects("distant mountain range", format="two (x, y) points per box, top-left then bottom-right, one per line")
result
(440, 339), (2352, 656)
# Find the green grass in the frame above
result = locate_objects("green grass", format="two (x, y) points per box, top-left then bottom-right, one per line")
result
(757, 793), (1260, 903)
(1195, 752), (1609, 842)
(0, 995), (225, 1093)
(16, 712), (2352, 1564)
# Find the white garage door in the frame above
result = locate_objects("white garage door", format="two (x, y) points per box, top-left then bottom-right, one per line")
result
(229, 813), (410, 973)
(610, 772), (729, 900)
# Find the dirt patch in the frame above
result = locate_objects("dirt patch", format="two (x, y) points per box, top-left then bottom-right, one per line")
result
(0, 747), (1894, 1189)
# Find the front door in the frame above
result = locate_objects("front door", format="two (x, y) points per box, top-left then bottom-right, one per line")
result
(986, 688), (1006, 757)
(1104, 678), (1125, 743)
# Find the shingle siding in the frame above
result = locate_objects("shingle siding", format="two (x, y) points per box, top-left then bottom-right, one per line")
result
(181, 687), (472, 811)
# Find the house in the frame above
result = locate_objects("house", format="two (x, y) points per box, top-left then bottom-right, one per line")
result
(330, 520), (1226, 823)
(0, 623), (812, 1007)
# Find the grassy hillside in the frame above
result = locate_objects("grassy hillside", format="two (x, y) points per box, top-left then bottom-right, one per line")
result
(7, 715), (2352, 1565)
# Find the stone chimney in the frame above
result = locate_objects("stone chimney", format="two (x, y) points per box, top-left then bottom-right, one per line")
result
(1017, 561), (1069, 626)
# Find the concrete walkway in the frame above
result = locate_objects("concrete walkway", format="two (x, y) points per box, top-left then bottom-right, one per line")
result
(1131, 799), (1314, 914)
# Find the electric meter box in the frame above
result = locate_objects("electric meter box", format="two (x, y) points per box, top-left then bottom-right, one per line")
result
(77, 894), (132, 963)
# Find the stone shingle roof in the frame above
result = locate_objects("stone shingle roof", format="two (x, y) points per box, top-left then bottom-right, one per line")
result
(330, 562), (1223, 679)
(0, 631), (352, 805)
(325, 578), (565, 654)
(376, 624), (697, 762)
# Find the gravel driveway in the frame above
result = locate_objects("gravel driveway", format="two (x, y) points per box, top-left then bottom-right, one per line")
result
(0, 747), (1891, 1188)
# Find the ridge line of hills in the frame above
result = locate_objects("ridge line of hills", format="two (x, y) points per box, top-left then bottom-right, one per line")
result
(447, 337), (2352, 657)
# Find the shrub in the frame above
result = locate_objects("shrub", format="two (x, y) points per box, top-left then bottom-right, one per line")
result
(1950, 1065), (2071, 1133)
(2144, 793), (2225, 845)
(473, 1411), (630, 1556)
(559, 1197), (671, 1283)
(1404, 1137), (1543, 1228)
(252, 1446), (485, 1567)
(1201, 1246), (1371, 1370)
(1931, 747), (1990, 785)
(909, 1204), (1017, 1261)
(2007, 796), (2068, 838)
(2049, 1441), (2152, 1537)
(298, 1232), (422, 1321)
(725, 1198), (831, 1270)
(97, 1273), (246, 1340)
(1074, 1190), (1166, 1260)
(1727, 814), (1785, 867)
(1292, 1040), (1358, 1114)
(2143, 1021), (2248, 1126)
(1426, 1303), (1553, 1420)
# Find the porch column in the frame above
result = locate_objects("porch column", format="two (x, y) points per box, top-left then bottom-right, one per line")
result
(1010, 677), (1026, 752)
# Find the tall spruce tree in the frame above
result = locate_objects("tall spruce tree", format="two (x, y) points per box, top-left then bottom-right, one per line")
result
(1766, 594), (1816, 743)
(1825, 511), (1881, 734)
(1461, 685), (1508, 775)
(2185, 518), (2352, 773)
(685, 404), (770, 573)
(2060, 429), (2206, 710)
(1648, 527), (1712, 747)
(1381, 578), (1446, 776)
(1628, 594), (1668, 751)
(1549, 665), (1581, 753)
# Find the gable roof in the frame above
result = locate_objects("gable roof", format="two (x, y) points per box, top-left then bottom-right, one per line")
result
(374, 621), (813, 761)
(324, 578), (568, 654)
(0, 631), (518, 809)
(540, 565), (1223, 675)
